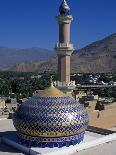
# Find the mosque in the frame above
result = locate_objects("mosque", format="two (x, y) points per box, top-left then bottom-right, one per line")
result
(13, 0), (89, 148)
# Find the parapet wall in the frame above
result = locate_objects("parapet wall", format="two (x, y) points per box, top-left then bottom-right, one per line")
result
(88, 106), (116, 129)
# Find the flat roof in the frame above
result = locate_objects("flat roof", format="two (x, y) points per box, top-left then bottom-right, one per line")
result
(0, 119), (116, 155)
(71, 141), (116, 155)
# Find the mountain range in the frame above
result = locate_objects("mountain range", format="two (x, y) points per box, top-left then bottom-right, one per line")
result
(0, 33), (116, 73)
(0, 47), (54, 67)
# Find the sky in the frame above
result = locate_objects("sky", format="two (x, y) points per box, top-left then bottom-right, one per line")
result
(0, 0), (116, 50)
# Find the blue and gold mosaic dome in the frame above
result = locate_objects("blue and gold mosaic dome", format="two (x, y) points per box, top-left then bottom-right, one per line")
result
(13, 86), (88, 148)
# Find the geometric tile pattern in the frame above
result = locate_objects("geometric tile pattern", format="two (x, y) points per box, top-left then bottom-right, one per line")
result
(13, 94), (89, 148)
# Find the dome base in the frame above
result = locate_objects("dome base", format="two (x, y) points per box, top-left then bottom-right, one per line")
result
(17, 132), (85, 148)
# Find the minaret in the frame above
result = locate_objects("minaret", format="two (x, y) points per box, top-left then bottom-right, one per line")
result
(55, 0), (74, 86)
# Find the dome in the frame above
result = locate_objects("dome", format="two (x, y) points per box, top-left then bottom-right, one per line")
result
(13, 86), (88, 148)
(59, 0), (70, 15)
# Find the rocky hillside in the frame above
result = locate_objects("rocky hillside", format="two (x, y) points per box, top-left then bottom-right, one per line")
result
(1, 33), (116, 73)
(72, 33), (116, 73)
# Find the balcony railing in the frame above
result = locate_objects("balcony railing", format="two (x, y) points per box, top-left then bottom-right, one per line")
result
(55, 43), (74, 49)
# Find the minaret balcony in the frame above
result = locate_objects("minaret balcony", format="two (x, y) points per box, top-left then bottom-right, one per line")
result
(55, 43), (74, 51)
(56, 15), (73, 24)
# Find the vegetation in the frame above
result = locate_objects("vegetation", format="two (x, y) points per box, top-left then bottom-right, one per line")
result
(71, 74), (90, 85)
(0, 71), (115, 100)
(0, 71), (38, 79)
(0, 71), (51, 99)
(94, 88), (116, 99)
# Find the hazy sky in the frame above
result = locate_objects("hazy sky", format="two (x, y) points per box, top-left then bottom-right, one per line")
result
(0, 0), (115, 49)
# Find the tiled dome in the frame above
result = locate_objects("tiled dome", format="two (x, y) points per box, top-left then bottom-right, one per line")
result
(13, 86), (88, 148)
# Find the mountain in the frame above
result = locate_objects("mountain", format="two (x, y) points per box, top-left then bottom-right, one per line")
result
(0, 47), (54, 67)
(1, 33), (116, 73)
(72, 33), (116, 73)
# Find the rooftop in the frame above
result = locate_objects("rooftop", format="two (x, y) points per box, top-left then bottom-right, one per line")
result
(72, 141), (116, 155)
(0, 119), (116, 155)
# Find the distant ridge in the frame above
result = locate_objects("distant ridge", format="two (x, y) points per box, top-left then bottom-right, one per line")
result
(1, 33), (116, 73)
(0, 47), (54, 67)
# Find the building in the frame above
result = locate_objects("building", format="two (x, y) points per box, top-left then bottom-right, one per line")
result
(13, 85), (88, 148)
(0, 1), (116, 155)
(55, 0), (75, 88)
(0, 99), (5, 109)
(10, 0), (88, 148)
(0, 99), (5, 116)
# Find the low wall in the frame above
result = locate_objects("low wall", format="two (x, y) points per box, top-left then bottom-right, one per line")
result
(88, 107), (116, 129)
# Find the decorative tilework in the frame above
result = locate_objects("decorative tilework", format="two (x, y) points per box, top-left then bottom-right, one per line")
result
(13, 87), (89, 148)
